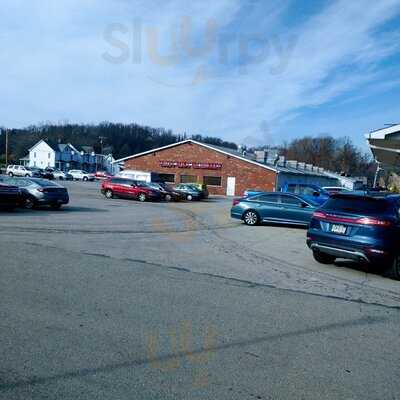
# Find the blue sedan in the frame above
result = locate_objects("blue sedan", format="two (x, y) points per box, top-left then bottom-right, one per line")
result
(231, 192), (319, 226)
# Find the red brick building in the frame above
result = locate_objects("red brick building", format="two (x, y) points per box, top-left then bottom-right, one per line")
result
(115, 140), (278, 196)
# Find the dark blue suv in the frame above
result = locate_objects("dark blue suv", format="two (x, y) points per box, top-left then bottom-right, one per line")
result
(307, 193), (400, 279)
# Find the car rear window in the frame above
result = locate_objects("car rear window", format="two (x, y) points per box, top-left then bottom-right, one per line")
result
(322, 196), (391, 215)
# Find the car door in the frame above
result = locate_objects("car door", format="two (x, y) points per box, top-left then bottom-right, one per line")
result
(110, 178), (128, 197)
(279, 194), (315, 224)
(247, 193), (281, 221)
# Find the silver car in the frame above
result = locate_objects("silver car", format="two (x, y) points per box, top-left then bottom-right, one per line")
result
(68, 170), (95, 181)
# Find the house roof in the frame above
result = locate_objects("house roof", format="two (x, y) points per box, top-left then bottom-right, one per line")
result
(365, 123), (400, 139)
(113, 139), (278, 172)
(28, 139), (56, 152)
(81, 146), (95, 154)
(113, 139), (333, 178)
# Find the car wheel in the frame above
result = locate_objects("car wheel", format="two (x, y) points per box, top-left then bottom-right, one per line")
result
(138, 193), (146, 202)
(383, 255), (400, 280)
(165, 194), (172, 202)
(312, 250), (336, 264)
(8, 172), (13, 177)
(243, 210), (260, 226)
(83, 176), (88, 182)
(25, 174), (30, 177)
(186, 194), (193, 201)
(24, 197), (36, 209)
(50, 203), (62, 210)
(105, 189), (113, 199)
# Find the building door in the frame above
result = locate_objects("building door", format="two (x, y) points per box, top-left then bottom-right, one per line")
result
(226, 177), (236, 196)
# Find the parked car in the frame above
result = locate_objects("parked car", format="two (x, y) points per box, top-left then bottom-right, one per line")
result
(101, 178), (162, 202)
(307, 193), (400, 279)
(231, 192), (319, 226)
(174, 184), (203, 201)
(0, 176), (69, 209)
(322, 186), (351, 195)
(116, 169), (160, 182)
(95, 171), (113, 180)
(6, 165), (41, 178)
(186, 183), (209, 199)
(243, 188), (264, 197)
(68, 170), (95, 181)
(0, 182), (22, 211)
(29, 167), (54, 180)
(281, 183), (330, 205)
(45, 168), (72, 180)
(147, 182), (183, 201)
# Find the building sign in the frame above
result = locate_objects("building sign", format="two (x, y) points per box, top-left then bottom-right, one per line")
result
(159, 160), (222, 170)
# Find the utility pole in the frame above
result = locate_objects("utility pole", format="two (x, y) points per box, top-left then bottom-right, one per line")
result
(5, 128), (9, 167)
(99, 136), (106, 171)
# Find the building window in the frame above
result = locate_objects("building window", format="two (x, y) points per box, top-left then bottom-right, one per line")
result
(158, 173), (175, 183)
(180, 175), (197, 183)
(48, 153), (51, 159)
(34, 152), (36, 158)
(203, 176), (222, 186)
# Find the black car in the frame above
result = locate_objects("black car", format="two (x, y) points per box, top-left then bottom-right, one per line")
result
(150, 182), (184, 201)
(307, 193), (400, 279)
(0, 176), (69, 209)
(30, 168), (54, 180)
(173, 184), (203, 201)
(0, 183), (22, 211)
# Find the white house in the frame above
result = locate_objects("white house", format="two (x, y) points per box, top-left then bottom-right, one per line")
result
(28, 140), (56, 169)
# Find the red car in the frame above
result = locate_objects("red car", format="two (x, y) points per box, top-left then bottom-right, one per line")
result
(101, 178), (162, 202)
(95, 171), (112, 180)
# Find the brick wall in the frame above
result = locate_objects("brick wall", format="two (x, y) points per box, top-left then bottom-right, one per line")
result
(123, 142), (277, 196)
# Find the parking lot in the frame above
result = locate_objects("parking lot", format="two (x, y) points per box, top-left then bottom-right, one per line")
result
(1, 181), (400, 399)
(2, 181), (400, 307)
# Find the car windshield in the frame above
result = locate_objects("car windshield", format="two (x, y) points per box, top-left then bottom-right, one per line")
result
(322, 196), (391, 215)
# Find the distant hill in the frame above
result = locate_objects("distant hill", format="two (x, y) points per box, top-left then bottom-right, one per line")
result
(0, 122), (238, 163)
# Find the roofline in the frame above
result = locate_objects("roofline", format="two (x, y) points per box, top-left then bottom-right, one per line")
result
(365, 123), (400, 140)
(28, 139), (54, 152)
(113, 139), (278, 172)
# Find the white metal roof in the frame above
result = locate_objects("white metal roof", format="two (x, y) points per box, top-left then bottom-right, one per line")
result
(365, 123), (400, 139)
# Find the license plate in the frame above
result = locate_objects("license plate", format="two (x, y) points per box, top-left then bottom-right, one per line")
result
(331, 224), (347, 234)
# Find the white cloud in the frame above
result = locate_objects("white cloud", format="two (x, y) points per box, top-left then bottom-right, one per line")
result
(0, 0), (399, 145)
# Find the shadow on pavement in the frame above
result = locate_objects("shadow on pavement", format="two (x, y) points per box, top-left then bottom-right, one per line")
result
(0, 316), (387, 392)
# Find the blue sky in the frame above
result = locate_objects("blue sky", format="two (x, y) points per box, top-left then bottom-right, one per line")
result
(1, 0), (400, 150)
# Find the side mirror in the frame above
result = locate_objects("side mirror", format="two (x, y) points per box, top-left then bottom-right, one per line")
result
(313, 191), (320, 197)
(301, 202), (308, 208)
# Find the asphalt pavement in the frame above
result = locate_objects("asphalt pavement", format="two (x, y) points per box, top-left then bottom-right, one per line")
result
(0, 181), (399, 399)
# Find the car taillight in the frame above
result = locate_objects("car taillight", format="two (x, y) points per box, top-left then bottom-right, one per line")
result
(232, 198), (241, 206)
(312, 211), (327, 219)
(355, 217), (392, 227)
(313, 211), (392, 227)
(36, 188), (44, 192)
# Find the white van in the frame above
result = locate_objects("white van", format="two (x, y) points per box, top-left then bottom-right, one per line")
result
(117, 170), (152, 182)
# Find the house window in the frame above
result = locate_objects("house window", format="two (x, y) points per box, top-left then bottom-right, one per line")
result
(158, 173), (175, 183)
(203, 176), (222, 186)
(34, 152), (36, 158)
(180, 175), (197, 183)
(48, 153), (51, 159)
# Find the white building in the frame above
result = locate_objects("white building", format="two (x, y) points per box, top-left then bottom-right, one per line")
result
(28, 140), (56, 169)
(365, 123), (400, 166)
